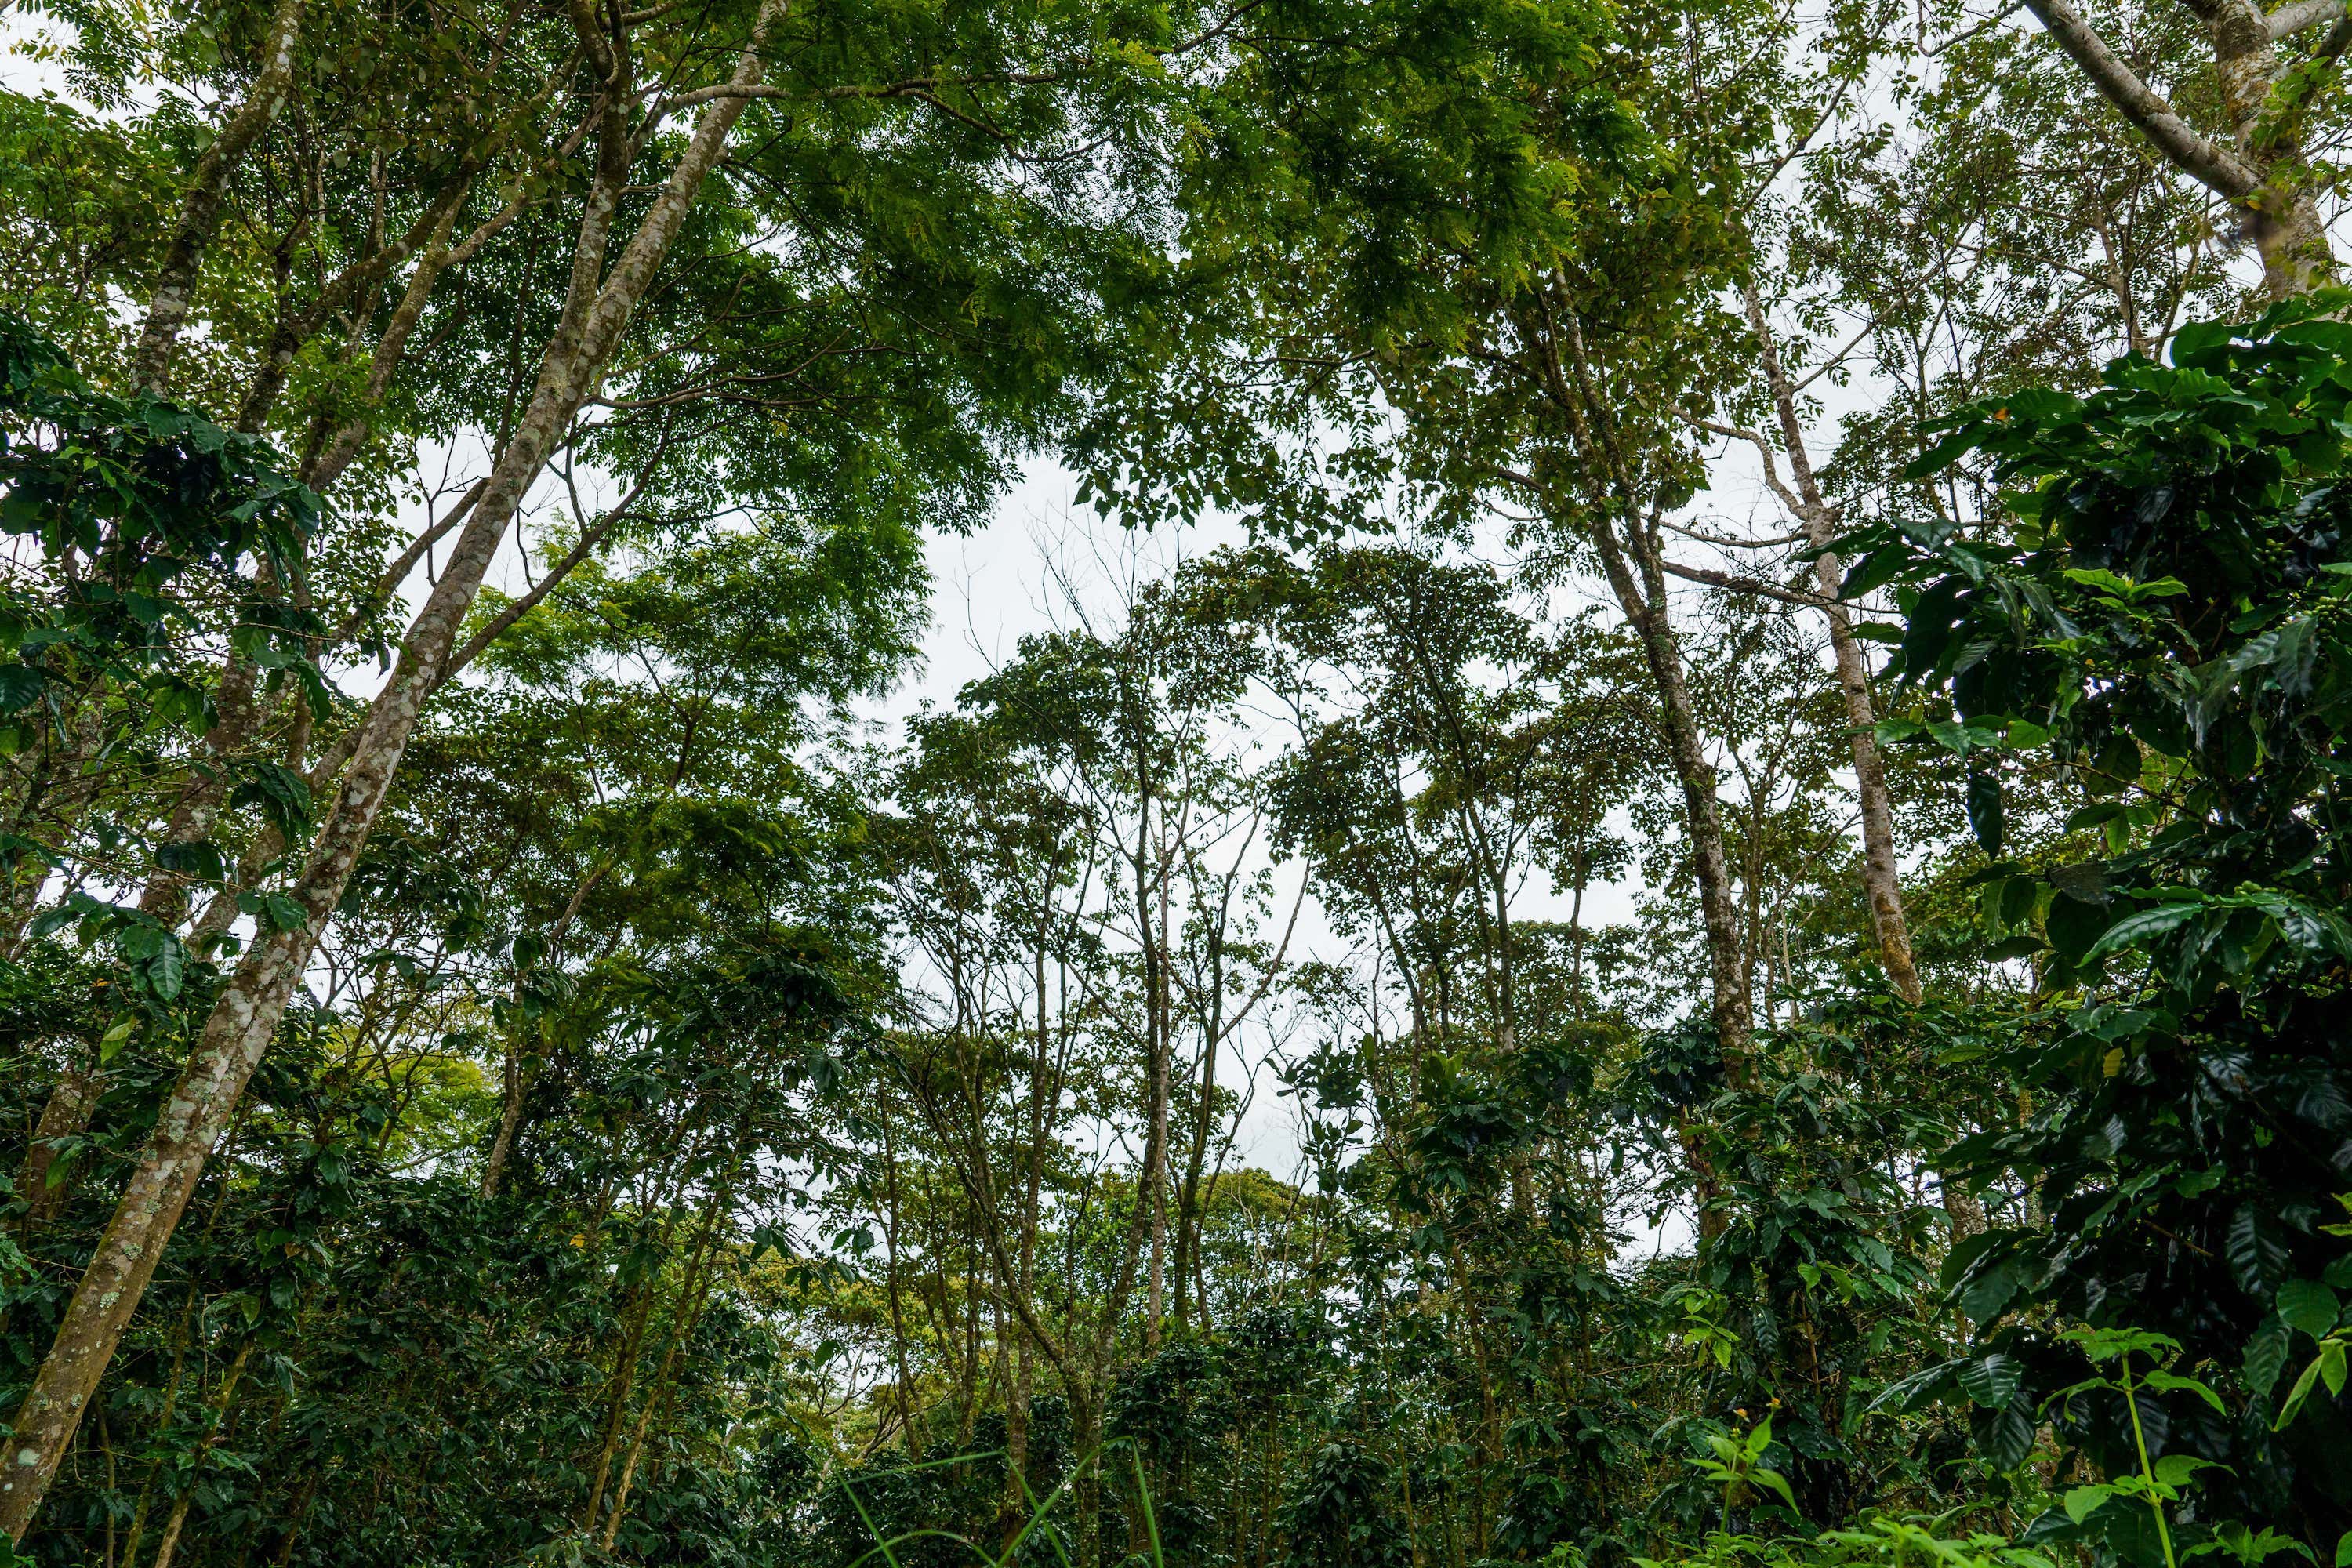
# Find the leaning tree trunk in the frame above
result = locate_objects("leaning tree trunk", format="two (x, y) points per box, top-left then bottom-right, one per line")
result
(1543, 303), (1755, 1081)
(1534, 296), (1753, 1246)
(131, 0), (307, 394)
(0, 13), (779, 1535)
(2020, 0), (2332, 299)
(1737, 289), (1987, 1239)
(1737, 288), (1923, 1006)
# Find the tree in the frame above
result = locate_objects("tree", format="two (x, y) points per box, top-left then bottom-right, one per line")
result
(0, 0), (1227, 1533)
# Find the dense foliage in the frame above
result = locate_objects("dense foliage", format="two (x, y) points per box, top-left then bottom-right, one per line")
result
(2, 0), (2350, 1566)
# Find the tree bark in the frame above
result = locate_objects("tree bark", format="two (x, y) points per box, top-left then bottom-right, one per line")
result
(15, 1058), (99, 1228)
(2019, 0), (2331, 297)
(1541, 302), (1755, 1080)
(479, 1044), (528, 1199)
(131, 0), (307, 394)
(145, 1341), (252, 1568)
(1737, 287), (1922, 1005)
(0, 11), (779, 1536)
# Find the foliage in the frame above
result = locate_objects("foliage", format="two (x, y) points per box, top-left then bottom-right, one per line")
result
(1862, 292), (2352, 1552)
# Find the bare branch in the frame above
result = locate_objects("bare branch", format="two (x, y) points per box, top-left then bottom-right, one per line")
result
(1661, 559), (1837, 609)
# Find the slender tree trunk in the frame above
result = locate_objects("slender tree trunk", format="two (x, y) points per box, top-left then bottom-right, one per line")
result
(1003, 932), (1051, 1537)
(136, 630), (267, 925)
(1145, 847), (1172, 1348)
(16, 1054), (99, 1228)
(1075, 1389), (1102, 1568)
(598, 1198), (723, 1548)
(580, 1279), (655, 1530)
(480, 1042), (528, 1197)
(130, 0), (307, 394)
(1737, 287), (1922, 1005)
(10, 693), (122, 1223)
(1544, 303), (1755, 1081)
(0, 15), (779, 1535)
(146, 1341), (252, 1568)
(1739, 289), (1989, 1237)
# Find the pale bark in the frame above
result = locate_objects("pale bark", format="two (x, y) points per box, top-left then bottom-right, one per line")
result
(2020, 0), (2331, 296)
(1143, 816), (1171, 1348)
(2020, 0), (2256, 195)
(1001, 935), (1051, 1535)
(1737, 289), (1923, 1006)
(0, 9), (780, 1536)
(131, 0), (307, 394)
(479, 1044), (528, 1198)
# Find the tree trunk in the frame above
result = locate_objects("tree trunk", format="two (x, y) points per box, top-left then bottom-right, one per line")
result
(131, 0), (307, 394)
(2190, 0), (2333, 297)
(16, 1058), (99, 1228)
(0, 13), (779, 1535)
(145, 1341), (252, 1568)
(1738, 289), (1988, 1237)
(1134, 793), (1171, 1351)
(2018, 0), (2332, 299)
(1612, 552), (1755, 1077)
(1542, 303), (1755, 1080)
(1737, 287), (1922, 1004)
(480, 1042), (528, 1198)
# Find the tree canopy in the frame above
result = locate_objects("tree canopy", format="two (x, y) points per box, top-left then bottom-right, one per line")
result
(1, 0), (2349, 1565)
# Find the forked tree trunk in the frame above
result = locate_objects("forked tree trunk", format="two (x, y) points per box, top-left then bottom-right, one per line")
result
(131, 0), (307, 394)
(2020, 0), (2332, 299)
(1737, 288), (1922, 1006)
(0, 13), (778, 1536)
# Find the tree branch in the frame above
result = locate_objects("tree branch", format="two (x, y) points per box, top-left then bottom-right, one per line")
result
(2020, 0), (2261, 198)
(2267, 0), (2341, 35)
(1661, 559), (1838, 609)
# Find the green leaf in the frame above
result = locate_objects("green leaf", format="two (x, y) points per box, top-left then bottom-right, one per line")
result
(2087, 901), (2204, 958)
(2230, 1206), (2293, 1296)
(2065, 1484), (2119, 1524)
(1749, 1465), (1797, 1512)
(154, 838), (226, 880)
(146, 931), (185, 1001)
(0, 665), (44, 715)
(1966, 771), (2005, 857)
(1959, 1256), (2024, 1326)
(2151, 1452), (2220, 1487)
(2278, 1279), (2342, 1338)
(1973, 1393), (2037, 1470)
(2169, 318), (2238, 367)
(2143, 1368), (2228, 1414)
(99, 1018), (134, 1063)
(2280, 1355), (2325, 1425)
(1957, 1352), (2024, 1409)
(230, 760), (314, 837)
(2245, 1316), (2293, 1401)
